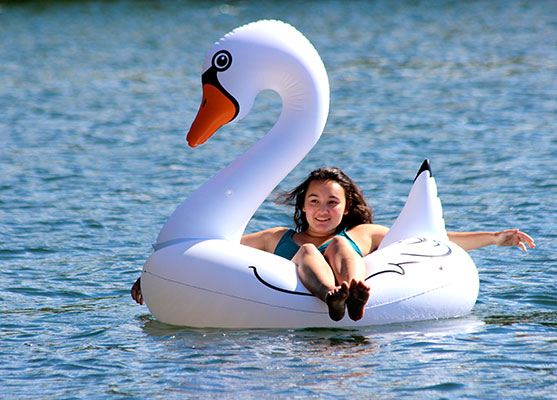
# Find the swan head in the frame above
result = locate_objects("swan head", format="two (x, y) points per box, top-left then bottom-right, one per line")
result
(186, 20), (329, 147)
(187, 49), (240, 147)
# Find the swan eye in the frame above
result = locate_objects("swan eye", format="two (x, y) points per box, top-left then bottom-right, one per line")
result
(212, 50), (232, 71)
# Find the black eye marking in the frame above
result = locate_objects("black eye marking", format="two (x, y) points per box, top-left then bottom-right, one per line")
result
(212, 50), (232, 71)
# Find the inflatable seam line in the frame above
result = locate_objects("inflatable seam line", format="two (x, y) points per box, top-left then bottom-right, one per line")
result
(144, 270), (465, 313)
(143, 270), (326, 314)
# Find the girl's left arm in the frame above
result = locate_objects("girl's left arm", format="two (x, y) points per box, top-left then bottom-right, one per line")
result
(448, 229), (535, 252)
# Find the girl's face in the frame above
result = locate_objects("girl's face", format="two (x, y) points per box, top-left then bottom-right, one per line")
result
(303, 180), (348, 235)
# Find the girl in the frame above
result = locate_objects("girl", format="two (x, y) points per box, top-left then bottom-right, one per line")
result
(132, 167), (535, 322)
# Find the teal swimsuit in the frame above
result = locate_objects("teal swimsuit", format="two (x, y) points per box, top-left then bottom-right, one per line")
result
(273, 228), (363, 260)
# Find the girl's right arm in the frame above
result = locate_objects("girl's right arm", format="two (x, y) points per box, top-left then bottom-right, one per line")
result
(241, 227), (289, 253)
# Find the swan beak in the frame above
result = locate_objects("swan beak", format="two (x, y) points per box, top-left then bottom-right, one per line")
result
(187, 84), (237, 147)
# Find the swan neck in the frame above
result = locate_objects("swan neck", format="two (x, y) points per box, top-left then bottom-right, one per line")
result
(156, 42), (329, 245)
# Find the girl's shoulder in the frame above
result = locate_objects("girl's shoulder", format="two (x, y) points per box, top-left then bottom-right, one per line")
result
(241, 226), (290, 253)
(348, 223), (389, 235)
(245, 226), (290, 238)
(346, 224), (390, 255)
(260, 227), (290, 252)
(262, 226), (291, 237)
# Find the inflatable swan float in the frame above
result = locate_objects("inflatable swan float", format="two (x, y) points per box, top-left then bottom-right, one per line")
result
(140, 20), (479, 328)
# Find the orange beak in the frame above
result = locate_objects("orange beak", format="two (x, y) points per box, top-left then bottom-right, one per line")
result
(186, 84), (237, 147)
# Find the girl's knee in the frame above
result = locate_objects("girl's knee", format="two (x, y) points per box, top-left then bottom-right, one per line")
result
(324, 236), (352, 256)
(293, 243), (321, 261)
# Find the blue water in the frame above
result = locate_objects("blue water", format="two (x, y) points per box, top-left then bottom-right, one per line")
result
(1, 0), (555, 398)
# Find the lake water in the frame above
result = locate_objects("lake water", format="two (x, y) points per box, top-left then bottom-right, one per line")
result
(1, 0), (555, 398)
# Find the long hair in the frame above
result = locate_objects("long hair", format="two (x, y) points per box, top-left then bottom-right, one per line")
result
(280, 167), (373, 233)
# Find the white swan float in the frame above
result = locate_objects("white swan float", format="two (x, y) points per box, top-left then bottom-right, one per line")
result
(140, 20), (479, 328)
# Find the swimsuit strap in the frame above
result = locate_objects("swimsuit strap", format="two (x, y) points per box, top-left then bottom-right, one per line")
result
(273, 228), (363, 259)
(273, 229), (299, 260)
(317, 228), (364, 257)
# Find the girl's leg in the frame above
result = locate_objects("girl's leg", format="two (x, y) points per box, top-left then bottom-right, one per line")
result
(323, 237), (370, 321)
(323, 236), (366, 283)
(293, 244), (349, 321)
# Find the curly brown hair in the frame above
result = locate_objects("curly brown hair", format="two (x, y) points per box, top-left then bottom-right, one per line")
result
(280, 167), (373, 233)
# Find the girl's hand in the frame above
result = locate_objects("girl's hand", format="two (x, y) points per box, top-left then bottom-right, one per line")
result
(131, 277), (143, 305)
(495, 229), (535, 252)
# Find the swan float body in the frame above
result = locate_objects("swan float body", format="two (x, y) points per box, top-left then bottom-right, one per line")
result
(141, 20), (479, 328)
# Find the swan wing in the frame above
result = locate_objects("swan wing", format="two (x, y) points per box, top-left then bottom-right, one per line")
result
(379, 160), (448, 249)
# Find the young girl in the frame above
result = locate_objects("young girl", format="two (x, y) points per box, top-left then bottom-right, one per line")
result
(132, 167), (535, 322)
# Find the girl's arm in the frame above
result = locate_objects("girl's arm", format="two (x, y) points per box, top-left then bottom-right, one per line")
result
(348, 224), (390, 256)
(241, 227), (288, 253)
(448, 229), (535, 252)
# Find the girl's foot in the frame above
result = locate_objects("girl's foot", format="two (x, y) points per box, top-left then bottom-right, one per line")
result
(346, 279), (370, 321)
(325, 281), (350, 321)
